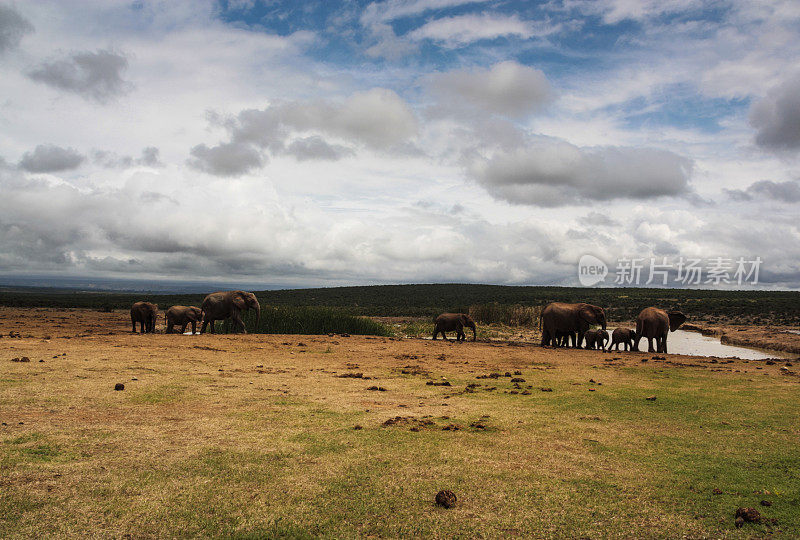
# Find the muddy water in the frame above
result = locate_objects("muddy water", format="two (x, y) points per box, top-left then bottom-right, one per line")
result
(661, 329), (792, 359)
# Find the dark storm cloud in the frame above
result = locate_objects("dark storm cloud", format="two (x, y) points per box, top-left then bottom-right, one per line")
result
(0, 4), (33, 54)
(725, 179), (800, 202)
(28, 49), (132, 102)
(284, 136), (354, 161)
(425, 61), (553, 118)
(749, 75), (800, 151)
(93, 147), (162, 168)
(187, 142), (264, 176)
(18, 144), (85, 173)
(471, 142), (692, 207)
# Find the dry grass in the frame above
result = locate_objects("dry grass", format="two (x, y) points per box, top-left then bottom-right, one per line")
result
(1, 308), (799, 538)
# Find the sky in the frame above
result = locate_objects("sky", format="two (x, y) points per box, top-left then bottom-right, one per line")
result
(0, 0), (799, 290)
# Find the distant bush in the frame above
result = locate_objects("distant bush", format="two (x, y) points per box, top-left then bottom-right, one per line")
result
(469, 303), (541, 327)
(216, 305), (392, 336)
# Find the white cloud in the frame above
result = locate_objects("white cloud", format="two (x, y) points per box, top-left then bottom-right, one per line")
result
(426, 61), (553, 117)
(409, 13), (542, 47)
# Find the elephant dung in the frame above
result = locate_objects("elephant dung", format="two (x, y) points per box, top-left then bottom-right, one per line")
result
(435, 490), (457, 509)
(114, 383), (125, 391)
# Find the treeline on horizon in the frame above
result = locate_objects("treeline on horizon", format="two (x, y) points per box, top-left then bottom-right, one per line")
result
(1, 283), (799, 324)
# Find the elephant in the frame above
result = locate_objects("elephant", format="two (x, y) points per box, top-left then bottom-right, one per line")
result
(200, 291), (261, 334)
(130, 302), (158, 334)
(165, 305), (203, 335)
(584, 329), (609, 351)
(540, 302), (606, 348)
(432, 313), (476, 342)
(609, 328), (638, 351)
(635, 307), (687, 353)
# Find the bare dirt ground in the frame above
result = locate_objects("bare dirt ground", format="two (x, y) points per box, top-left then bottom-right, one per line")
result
(2, 308), (800, 538)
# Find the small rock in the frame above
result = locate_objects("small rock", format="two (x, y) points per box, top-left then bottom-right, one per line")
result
(588, 388), (596, 392)
(652, 355), (665, 360)
(540, 387), (553, 392)
(504, 372), (512, 377)
(712, 488), (723, 494)
(765, 360), (775, 365)
(114, 383), (125, 391)
(510, 377), (525, 383)
(353, 425), (363, 430)
(735, 516), (745, 528)
(641, 358), (648, 362)
(645, 395), (657, 401)
(760, 500), (772, 507)
(367, 386), (387, 391)
(131, 377), (138, 381)
(513, 370), (522, 375)
(435, 490), (457, 508)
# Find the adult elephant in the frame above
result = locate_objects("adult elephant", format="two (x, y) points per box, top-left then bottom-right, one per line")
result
(130, 302), (158, 334)
(635, 307), (686, 353)
(584, 329), (609, 351)
(432, 313), (477, 342)
(165, 305), (203, 335)
(609, 328), (638, 352)
(200, 291), (261, 334)
(540, 302), (606, 348)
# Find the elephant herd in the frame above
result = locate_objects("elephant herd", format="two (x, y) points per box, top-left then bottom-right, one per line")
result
(539, 302), (687, 353)
(130, 293), (686, 354)
(130, 290), (261, 335)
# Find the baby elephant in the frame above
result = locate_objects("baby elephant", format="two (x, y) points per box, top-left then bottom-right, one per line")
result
(432, 313), (477, 342)
(584, 329), (609, 351)
(609, 328), (638, 351)
(165, 305), (203, 335)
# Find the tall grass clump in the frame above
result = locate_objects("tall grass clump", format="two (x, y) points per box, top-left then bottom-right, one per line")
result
(468, 303), (541, 327)
(217, 306), (392, 336)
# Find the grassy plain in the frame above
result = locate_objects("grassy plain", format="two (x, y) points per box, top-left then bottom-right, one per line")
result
(1, 308), (799, 538)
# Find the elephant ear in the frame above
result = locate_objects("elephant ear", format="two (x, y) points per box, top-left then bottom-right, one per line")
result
(668, 311), (687, 332)
(232, 293), (247, 310)
(578, 305), (596, 324)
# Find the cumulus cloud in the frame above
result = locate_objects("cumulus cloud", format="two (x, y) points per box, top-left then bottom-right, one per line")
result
(187, 142), (264, 177)
(749, 75), (800, 150)
(28, 49), (132, 102)
(0, 3), (33, 53)
(409, 13), (537, 47)
(725, 179), (800, 202)
(18, 144), (85, 173)
(284, 136), (354, 161)
(93, 147), (162, 168)
(195, 88), (418, 175)
(471, 141), (693, 206)
(426, 61), (553, 117)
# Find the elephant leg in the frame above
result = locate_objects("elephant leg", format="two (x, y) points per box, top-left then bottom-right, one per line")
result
(647, 337), (655, 352)
(231, 313), (246, 334)
(131, 315), (136, 333)
(166, 322), (173, 334)
(190, 321), (197, 335)
(540, 329), (550, 347)
(180, 323), (188, 334)
(660, 334), (668, 354)
(200, 319), (209, 334)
